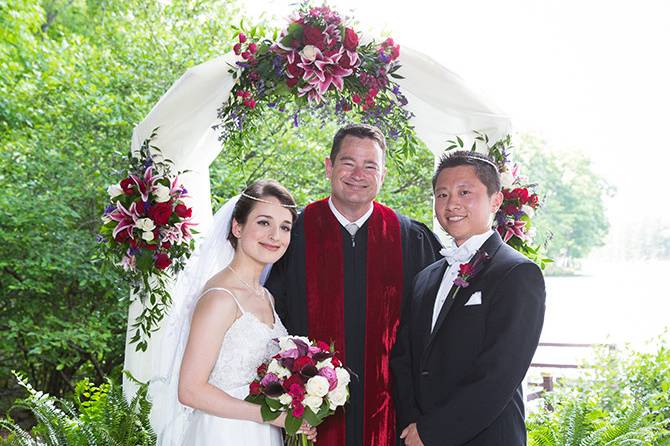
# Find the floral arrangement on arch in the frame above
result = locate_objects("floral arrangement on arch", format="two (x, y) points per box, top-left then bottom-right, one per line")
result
(446, 133), (552, 268)
(98, 130), (197, 351)
(217, 3), (417, 153)
(246, 336), (350, 446)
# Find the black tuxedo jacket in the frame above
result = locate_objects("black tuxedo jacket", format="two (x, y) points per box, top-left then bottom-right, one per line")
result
(390, 231), (545, 446)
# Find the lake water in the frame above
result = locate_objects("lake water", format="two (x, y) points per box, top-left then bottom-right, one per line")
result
(528, 259), (669, 395)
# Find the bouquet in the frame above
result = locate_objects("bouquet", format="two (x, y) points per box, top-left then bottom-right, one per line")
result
(98, 130), (196, 350)
(246, 336), (350, 445)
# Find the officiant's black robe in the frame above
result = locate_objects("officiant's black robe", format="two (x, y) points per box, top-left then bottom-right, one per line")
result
(266, 202), (442, 446)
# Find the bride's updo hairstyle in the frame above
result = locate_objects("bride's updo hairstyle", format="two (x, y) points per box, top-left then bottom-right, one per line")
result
(227, 180), (298, 249)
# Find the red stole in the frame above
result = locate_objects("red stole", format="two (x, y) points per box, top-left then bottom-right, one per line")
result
(304, 198), (403, 446)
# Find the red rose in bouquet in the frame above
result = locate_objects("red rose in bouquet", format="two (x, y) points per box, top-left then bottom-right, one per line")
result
(154, 252), (172, 270)
(148, 202), (173, 226)
(175, 203), (192, 219)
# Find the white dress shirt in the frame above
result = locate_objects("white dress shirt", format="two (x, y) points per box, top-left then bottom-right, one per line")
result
(328, 197), (373, 228)
(431, 230), (493, 331)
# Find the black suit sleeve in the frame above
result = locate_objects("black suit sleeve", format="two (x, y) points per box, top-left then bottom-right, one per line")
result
(265, 248), (289, 324)
(391, 274), (423, 432)
(417, 262), (546, 445)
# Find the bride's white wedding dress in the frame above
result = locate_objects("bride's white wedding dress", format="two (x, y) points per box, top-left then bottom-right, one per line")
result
(179, 287), (287, 445)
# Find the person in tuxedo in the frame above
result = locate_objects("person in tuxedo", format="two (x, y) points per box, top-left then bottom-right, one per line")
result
(390, 150), (546, 446)
(266, 124), (442, 446)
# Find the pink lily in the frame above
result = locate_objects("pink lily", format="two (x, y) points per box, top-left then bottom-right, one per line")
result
(298, 46), (353, 103)
(169, 175), (190, 199)
(160, 226), (184, 245)
(176, 220), (198, 242)
(108, 201), (141, 239)
(130, 166), (159, 202)
(501, 219), (528, 242)
(323, 24), (340, 48)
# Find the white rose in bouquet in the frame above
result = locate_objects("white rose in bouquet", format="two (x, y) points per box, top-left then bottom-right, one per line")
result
(107, 184), (124, 198)
(327, 385), (348, 409)
(141, 231), (155, 242)
(316, 357), (333, 369)
(303, 395), (323, 413)
(136, 218), (156, 232)
(335, 367), (351, 387)
(268, 358), (291, 379)
(279, 393), (292, 406)
(277, 335), (311, 351)
(300, 44), (319, 61)
(152, 183), (171, 203)
(306, 375), (330, 397)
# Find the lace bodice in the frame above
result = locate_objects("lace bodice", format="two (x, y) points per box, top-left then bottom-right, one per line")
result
(203, 288), (288, 392)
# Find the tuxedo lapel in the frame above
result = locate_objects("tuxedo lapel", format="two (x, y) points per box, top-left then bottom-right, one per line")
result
(424, 232), (505, 355)
(418, 259), (448, 352)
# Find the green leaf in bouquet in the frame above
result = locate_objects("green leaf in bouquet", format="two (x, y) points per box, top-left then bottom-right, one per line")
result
(266, 397), (283, 411)
(135, 252), (153, 271)
(260, 401), (281, 422)
(302, 406), (322, 427)
(244, 394), (265, 405)
(284, 412), (302, 435)
(317, 401), (331, 419)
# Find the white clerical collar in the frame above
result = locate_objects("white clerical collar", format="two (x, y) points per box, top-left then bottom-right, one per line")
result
(328, 197), (373, 228)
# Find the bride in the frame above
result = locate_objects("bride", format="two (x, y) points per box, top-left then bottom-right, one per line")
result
(149, 179), (316, 445)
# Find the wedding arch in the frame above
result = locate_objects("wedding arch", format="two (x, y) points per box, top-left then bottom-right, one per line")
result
(121, 9), (511, 396)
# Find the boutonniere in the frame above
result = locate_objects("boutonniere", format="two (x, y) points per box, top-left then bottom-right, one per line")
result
(452, 250), (490, 298)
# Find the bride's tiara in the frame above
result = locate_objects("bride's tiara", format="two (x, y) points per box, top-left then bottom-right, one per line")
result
(241, 192), (299, 208)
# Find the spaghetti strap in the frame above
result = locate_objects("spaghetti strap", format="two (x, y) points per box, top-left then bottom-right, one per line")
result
(263, 288), (276, 313)
(199, 287), (245, 314)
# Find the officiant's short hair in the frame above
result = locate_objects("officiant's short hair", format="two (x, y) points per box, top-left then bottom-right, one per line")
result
(331, 124), (387, 161)
(433, 151), (501, 196)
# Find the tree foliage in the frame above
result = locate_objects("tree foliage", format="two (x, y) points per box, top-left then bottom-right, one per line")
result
(515, 134), (612, 262)
(0, 0), (243, 408)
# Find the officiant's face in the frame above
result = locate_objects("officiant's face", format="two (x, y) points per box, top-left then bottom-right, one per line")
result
(434, 165), (503, 246)
(325, 135), (386, 209)
(232, 198), (293, 264)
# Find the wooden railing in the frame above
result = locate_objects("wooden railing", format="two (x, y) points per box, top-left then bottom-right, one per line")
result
(526, 342), (615, 402)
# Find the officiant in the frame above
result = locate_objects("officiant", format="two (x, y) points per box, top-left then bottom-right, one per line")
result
(265, 124), (442, 446)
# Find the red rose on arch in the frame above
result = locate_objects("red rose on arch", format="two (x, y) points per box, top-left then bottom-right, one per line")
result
(154, 252), (171, 270)
(302, 25), (325, 48)
(114, 228), (131, 242)
(149, 202), (173, 226)
(528, 194), (540, 207)
(513, 187), (529, 204)
(343, 27), (359, 50)
(120, 178), (134, 195)
(504, 204), (520, 216)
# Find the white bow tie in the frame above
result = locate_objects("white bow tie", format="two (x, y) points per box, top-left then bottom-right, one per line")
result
(440, 244), (476, 266)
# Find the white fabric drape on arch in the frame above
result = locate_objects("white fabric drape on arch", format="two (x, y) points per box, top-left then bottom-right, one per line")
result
(122, 46), (512, 398)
